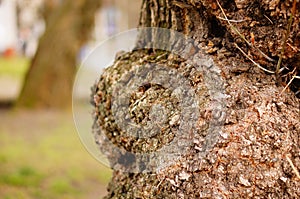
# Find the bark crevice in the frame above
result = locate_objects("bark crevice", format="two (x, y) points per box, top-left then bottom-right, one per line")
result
(92, 0), (300, 198)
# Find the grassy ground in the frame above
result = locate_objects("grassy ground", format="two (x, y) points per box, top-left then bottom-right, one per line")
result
(0, 109), (112, 199)
(0, 57), (112, 198)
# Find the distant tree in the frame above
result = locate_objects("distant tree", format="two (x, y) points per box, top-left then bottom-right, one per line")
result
(17, 0), (101, 108)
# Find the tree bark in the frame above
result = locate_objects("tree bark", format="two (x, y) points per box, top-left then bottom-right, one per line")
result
(93, 0), (300, 198)
(17, 0), (101, 108)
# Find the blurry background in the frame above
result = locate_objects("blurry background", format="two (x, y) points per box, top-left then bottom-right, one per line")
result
(0, 0), (141, 198)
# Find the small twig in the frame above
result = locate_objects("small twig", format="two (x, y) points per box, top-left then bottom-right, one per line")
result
(253, 43), (275, 63)
(294, 76), (300, 80)
(264, 14), (273, 24)
(276, 0), (297, 77)
(172, 0), (193, 9)
(132, 95), (146, 107)
(216, 0), (250, 46)
(280, 76), (296, 95)
(234, 43), (275, 74)
(282, 67), (297, 78)
(216, 16), (245, 23)
(286, 155), (300, 180)
(156, 176), (166, 189)
(287, 43), (299, 52)
(216, 0), (275, 62)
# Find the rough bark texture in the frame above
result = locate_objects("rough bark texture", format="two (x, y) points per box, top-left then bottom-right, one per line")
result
(17, 0), (101, 108)
(92, 0), (300, 198)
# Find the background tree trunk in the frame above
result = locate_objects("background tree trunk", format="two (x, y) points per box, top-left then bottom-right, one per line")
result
(17, 0), (101, 108)
(93, 0), (299, 198)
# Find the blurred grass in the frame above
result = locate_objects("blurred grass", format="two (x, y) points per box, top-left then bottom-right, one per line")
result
(0, 110), (112, 199)
(0, 57), (30, 78)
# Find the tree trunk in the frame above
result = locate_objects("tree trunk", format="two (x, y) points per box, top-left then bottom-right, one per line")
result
(17, 0), (101, 108)
(93, 0), (300, 198)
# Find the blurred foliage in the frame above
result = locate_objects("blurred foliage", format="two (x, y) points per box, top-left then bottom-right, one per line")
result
(0, 57), (30, 79)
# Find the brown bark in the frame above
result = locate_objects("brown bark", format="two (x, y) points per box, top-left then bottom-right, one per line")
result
(93, 0), (300, 198)
(17, 0), (101, 108)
